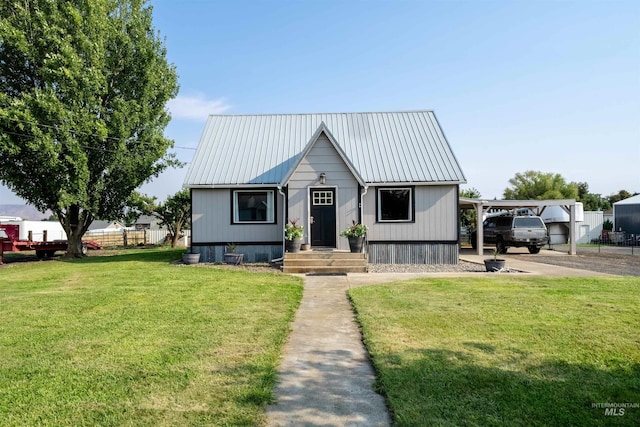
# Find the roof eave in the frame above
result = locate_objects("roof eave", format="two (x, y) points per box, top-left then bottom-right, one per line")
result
(368, 180), (466, 186)
(185, 183), (280, 189)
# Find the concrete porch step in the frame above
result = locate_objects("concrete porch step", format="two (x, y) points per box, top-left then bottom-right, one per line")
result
(282, 265), (368, 274)
(284, 258), (366, 266)
(285, 251), (366, 260)
(283, 250), (367, 274)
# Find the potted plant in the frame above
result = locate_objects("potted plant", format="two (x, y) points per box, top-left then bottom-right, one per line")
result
(484, 248), (506, 272)
(285, 219), (304, 253)
(340, 220), (367, 253)
(224, 243), (244, 265)
(182, 247), (200, 265)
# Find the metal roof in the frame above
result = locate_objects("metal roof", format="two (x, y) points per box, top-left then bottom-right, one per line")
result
(184, 111), (466, 187)
(613, 194), (640, 205)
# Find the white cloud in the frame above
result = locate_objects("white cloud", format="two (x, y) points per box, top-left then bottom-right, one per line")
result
(167, 94), (230, 121)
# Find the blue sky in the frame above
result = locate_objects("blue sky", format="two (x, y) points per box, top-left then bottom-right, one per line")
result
(1, 0), (638, 206)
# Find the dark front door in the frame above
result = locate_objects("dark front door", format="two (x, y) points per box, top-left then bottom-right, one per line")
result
(310, 188), (336, 247)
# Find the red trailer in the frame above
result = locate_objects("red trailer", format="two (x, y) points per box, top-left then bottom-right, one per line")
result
(0, 224), (102, 262)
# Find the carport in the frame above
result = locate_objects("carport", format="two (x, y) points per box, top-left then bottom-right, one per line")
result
(459, 198), (579, 256)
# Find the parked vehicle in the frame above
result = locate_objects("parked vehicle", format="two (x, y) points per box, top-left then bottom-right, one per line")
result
(470, 214), (548, 254)
(0, 224), (101, 259)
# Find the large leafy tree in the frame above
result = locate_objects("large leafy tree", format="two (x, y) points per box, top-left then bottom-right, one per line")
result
(503, 171), (578, 200)
(0, 0), (178, 256)
(126, 189), (190, 248)
(575, 182), (611, 211)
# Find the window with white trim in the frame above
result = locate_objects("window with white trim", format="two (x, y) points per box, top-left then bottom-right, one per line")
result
(377, 187), (413, 222)
(232, 190), (275, 223)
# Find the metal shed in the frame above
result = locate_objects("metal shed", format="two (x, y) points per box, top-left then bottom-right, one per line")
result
(613, 194), (640, 236)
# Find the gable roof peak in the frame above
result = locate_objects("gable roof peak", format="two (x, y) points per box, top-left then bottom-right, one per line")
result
(279, 122), (365, 187)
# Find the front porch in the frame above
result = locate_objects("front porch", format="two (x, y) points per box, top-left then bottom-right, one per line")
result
(282, 249), (367, 274)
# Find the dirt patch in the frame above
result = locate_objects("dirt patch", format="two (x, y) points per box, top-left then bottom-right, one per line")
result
(511, 252), (640, 277)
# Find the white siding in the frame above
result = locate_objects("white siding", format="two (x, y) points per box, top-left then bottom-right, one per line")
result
(577, 211), (604, 244)
(363, 185), (458, 241)
(192, 188), (283, 243)
(288, 134), (359, 250)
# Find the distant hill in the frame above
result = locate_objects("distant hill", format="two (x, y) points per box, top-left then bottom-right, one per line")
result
(0, 205), (52, 221)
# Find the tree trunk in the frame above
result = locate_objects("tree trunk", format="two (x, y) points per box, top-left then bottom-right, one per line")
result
(171, 232), (180, 248)
(66, 231), (86, 258)
(169, 220), (183, 248)
(60, 205), (93, 258)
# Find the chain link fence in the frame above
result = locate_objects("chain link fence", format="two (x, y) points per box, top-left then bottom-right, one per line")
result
(550, 235), (640, 256)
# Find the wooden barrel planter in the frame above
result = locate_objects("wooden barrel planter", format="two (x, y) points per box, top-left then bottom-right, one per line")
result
(182, 252), (201, 265)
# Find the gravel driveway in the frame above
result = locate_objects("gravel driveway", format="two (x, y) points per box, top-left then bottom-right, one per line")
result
(511, 250), (640, 277)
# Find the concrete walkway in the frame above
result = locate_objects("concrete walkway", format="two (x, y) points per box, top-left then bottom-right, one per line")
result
(266, 274), (390, 427)
(267, 253), (610, 426)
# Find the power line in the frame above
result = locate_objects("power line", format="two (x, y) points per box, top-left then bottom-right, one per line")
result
(0, 115), (197, 150)
(1, 129), (195, 157)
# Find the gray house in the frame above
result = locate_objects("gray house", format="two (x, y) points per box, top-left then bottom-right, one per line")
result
(184, 111), (466, 264)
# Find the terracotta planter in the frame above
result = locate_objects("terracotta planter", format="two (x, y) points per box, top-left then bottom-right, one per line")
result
(348, 236), (364, 253)
(484, 259), (506, 272)
(182, 253), (200, 265)
(285, 237), (302, 253)
(224, 253), (244, 265)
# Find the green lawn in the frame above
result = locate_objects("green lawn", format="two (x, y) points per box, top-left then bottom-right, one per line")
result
(0, 248), (303, 426)
(349, 277), (640, 426)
